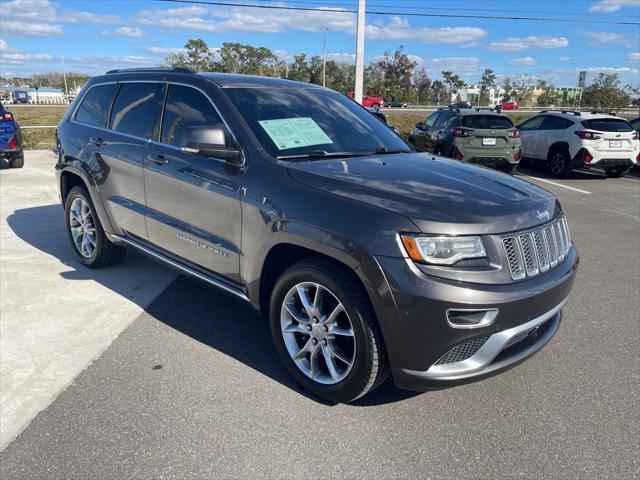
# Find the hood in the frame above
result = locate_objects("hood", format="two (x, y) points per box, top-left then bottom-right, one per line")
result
(287, 153), (559, 235)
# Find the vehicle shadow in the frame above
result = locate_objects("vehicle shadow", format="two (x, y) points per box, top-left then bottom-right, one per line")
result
(517, 161), (640, 181)
(7, 203), (419, 407)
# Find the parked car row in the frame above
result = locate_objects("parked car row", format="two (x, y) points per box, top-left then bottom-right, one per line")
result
(409, 106), (640, 178)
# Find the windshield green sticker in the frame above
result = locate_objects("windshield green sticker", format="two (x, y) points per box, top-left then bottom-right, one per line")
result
(258, 117), (333, 150)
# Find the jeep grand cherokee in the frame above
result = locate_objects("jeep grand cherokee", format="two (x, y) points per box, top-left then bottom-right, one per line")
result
(56, 68), (578, 402)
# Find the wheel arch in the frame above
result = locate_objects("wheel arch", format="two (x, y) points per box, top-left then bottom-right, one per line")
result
(59, 166), (115, 234)
(547, 141), (571, 158)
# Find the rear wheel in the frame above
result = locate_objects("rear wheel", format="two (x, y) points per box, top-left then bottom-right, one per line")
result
(64, 186), (126, 268)
(371, 103), (380, 111)
(547, 149), (573, 178)
(604, 166), (631, 178)
(434, 145), (444, 156)
(503, 163), (518, 175)
(269, 258), (389, 403)
(8, 150), (24, 168)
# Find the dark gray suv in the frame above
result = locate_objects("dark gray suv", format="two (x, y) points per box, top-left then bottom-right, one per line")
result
(56, 68), (578, 402)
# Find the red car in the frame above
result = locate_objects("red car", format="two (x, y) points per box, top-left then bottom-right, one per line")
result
(347, 91), (384, 109)
(499, 101), (519, 110)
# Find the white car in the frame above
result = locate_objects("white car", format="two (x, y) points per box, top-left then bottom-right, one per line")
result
(518, 111), (640, 178)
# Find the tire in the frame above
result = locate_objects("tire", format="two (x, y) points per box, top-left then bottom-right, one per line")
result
(434, 145), (444, 156)
(547, 149), (573, 178)
(64, 186), (126, 268)
(604, 166), (631, 178)
(269, 258), (389, 403)
(503, 163), (518, 175)
(8, 150), (24, 168)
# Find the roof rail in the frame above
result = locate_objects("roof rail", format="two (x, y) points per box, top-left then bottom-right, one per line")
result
(105, 67), (196, 74)
(589, 109), (617, 116)
(539, 109), (581, 116)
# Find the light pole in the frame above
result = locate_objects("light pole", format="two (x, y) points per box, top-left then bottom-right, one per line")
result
(571, 62), (578, 110)
(354, 0), (365, 104)
(322, 28), (328, 87)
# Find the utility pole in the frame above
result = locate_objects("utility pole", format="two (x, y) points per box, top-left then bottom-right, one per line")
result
(322, 28), (328, 87)
(61, 56), (69, 103)
(572, 63), (578, 110)
(354, 0), (365, 104)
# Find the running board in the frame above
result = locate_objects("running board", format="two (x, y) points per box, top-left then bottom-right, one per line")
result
(110, 234), (250, 302)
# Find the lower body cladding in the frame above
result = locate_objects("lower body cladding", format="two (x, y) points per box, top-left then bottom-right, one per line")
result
(573, 148), (638, 168)
(372, 248), (578, 391)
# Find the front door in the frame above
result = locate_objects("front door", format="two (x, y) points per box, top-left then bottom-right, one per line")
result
(144, 84), (244, 283)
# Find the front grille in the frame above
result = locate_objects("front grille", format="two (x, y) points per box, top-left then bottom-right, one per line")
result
(435, 336), (489, 365)
(502, 215), (571, 281)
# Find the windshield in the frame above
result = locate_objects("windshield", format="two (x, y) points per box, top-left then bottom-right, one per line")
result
(222, 87), (410, 158)
(581, 118), (633, 132)
(461, 115), (514, 129)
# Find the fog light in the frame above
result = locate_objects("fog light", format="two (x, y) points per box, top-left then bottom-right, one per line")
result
(447, 309), (498, 329)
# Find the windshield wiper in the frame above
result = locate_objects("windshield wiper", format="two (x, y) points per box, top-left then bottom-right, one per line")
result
(373, 147), (412, 155)
(276, 150), (374, 160)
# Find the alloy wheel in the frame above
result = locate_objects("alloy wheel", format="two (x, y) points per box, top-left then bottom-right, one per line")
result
(69, 197), (96, 258)
(280, 282), (356, 385)
(549, 152), (565, 176)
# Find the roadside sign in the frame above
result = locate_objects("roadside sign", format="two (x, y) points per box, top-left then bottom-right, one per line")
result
(577, 71), (587, 88)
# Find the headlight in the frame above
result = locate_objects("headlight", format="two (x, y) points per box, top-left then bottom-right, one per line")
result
(400, 235), (487, 265)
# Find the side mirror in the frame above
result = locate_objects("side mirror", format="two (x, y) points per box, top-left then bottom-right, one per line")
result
(415, 122), (426, 131)
(181, 125), (242, 164)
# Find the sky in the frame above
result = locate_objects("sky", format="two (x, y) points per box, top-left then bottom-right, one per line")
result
(0, 0), (639, 88)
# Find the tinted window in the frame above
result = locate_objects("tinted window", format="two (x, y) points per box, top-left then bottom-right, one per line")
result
(75, 84), (118, 127)
(434, 111), (453, 128)
(630, 118), (640, 131)
(461, 115), (514, 129)
(110, 83), (165, 139)
(222, 87), (410, 157)
(581, 118), (633, 132)
(161, 85), (224, 148)
(425, 112), (439, 128)
(542, 116), (574, 130)
(519, 116), (545, 131)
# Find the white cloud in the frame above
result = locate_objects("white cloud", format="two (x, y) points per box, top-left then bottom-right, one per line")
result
(61, 10), (121, 25)
(134, 6), (484, 45)
(589, 0), (639, 12)
(489, 36), (569, 52)
(65, 55), (158, 72)
(113, 27), (146, 38)
(585, 66), (640, 75)
(365, 16), (486, 45)
(0, 0), (121, 37)
(418, 56), (483, 76)
(0, 40), (52, 65)
(584, 31), (636, 47)
(507, 56), (537, 66)
(327, 53), (355, 64)
(628, 52), (640, 62)
(145, 46), (186, 56)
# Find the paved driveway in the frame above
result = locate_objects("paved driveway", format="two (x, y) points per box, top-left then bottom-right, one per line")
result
(0, 153), (638, 478)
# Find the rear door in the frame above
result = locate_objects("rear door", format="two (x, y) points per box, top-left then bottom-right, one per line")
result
(97, 82), (165, 240)
(412, 111), (439, 150)
(426, 111), (453, 152)
(144, 84), (244, 282)
(518, 115), (546, 158)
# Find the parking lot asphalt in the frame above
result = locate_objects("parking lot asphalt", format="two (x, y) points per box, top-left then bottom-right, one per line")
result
(0, 152), (638, 479)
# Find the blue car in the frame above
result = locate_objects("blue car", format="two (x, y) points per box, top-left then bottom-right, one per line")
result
(0, 101), (24, 168)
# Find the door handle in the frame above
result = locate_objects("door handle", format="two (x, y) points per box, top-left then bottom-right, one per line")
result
(89, 137), (106, 147)
(147, 153), (168, 165)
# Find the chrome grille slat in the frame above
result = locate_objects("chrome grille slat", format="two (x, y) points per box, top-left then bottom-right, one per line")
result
(502, 216), (571, 280)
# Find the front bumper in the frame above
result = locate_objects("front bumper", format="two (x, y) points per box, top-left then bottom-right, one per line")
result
(374, 246), (578, 391)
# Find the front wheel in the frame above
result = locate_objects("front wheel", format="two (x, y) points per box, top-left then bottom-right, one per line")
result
(604, 166), (631, 178)
(269, 258), (389, 403)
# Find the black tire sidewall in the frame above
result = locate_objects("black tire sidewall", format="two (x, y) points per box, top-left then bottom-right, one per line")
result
(64, 187), (103, 266)
(548, 149), (571, 178)
(269, 263), (376, 403)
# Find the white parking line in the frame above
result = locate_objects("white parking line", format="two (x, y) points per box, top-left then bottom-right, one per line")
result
(519, 175), (592, 194)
